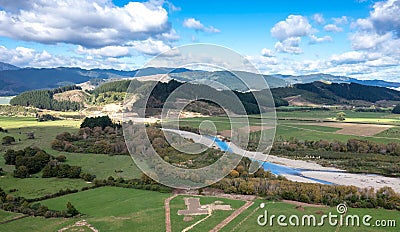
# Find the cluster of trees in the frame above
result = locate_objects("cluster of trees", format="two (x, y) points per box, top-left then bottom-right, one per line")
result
(91, 80), (134, 94)
(52, 125), (128, 155)
(80, 115), (116, 129)
(36, 114), (60, 122)
(51, 85), (81, 94)
(4, 147), (51, 178)
(0, 187), (80, 218)
(91, 92), (125, 104)
(274, 138), (400, 156)
(42, 162), (82, 179)
(10, 86), (82, 111)
(2, 136), (15, 145)
(3, 146), (95, 180)
(392, 104), (400, 114)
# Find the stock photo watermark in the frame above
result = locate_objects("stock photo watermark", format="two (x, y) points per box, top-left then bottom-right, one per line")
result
(257, 203), (396, 228)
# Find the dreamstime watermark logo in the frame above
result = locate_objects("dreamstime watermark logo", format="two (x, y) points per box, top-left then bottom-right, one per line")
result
(122, 44), (276, 189)
(257, 203), (397, 228)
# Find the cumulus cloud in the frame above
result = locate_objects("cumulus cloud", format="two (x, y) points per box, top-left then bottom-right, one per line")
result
(271, 15), (331, 54)
(128, 38), (171, 55)
(369, 0), (400, 37)
(350, 32), (392, 50)
(350, 0), (400, 60)
(0, 45), (70, 68)
(324, 24), (343, 32)
(271, 15), (313, 41)
(0, 45), (137, 69)
(76, 45), (130, 57)
(275, 37), (302, 54)
(0, 0), (171, 48)
(313, 14), (325, 24)
(261, 48), (275, 57)
(183, 18), (220, 33)
(309, 35), (332, 44)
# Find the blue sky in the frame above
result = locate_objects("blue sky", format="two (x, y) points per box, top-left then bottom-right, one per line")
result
(0, 0), (399, 81)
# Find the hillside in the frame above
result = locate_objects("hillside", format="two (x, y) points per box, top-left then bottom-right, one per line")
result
(272, 81), (400, 106)
(0, 62), (19, 71)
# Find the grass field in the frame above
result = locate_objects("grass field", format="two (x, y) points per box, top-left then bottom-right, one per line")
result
(57, 152), (141, 180)
(0, 188), (399, 231)
(170, 195), (245, 231)
(0, 214), (76, 232)
(221, 200), (400, 232)
(39, 187), (171, 232)
(0, 117), (141, 179)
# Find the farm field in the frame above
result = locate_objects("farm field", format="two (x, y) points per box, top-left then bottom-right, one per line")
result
(0, 212), (76, 232)
(1, 187), (398, 232)
(176, 110), (400, 143)
(38, 187), (171, 232)
(221, 200), (400, 232)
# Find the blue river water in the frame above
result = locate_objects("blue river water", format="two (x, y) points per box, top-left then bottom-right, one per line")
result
(212, 137), (334, 185)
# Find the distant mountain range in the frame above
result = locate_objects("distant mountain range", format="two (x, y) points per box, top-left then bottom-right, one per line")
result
(0, 61), (399, 96)
(275, 73), (400, 89)
(0, 62), (19, 71)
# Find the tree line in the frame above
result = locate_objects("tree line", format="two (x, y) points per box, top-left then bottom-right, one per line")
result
(0, 187), (80, 218)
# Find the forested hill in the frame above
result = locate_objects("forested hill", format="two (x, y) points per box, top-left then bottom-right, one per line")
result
(10, 85), (82, 111)
(272, 81), (400, 105)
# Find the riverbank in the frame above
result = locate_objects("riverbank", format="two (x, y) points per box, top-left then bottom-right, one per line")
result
(164, 128), (400, 192)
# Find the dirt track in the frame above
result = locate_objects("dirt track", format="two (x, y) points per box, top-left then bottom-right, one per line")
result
(210, 201), (254, 232)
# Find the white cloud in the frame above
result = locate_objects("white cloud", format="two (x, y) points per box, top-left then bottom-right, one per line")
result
(0, 45), (138, 70)
(183, 18), (220, 33)
(324, 24), (343, 32)
(0, 0), (171, 48)
(271, 15), (313, 41)
(261, 48), (274, 57)
(309, 35), (332, 44)
(330, 51), (382, 65)
(350, 32), (392, 50)
(274, 37), (302, 54)
(157, 29), (180, 41)
(370, 0), (400, 36)
(332, 16), (348, 25)
(0, 46), (68, 68)
(128, 38), (171, 55)
(76, 45), (130, 57)
(313, 14), (325, 24)
(353, 18), (374, 30)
